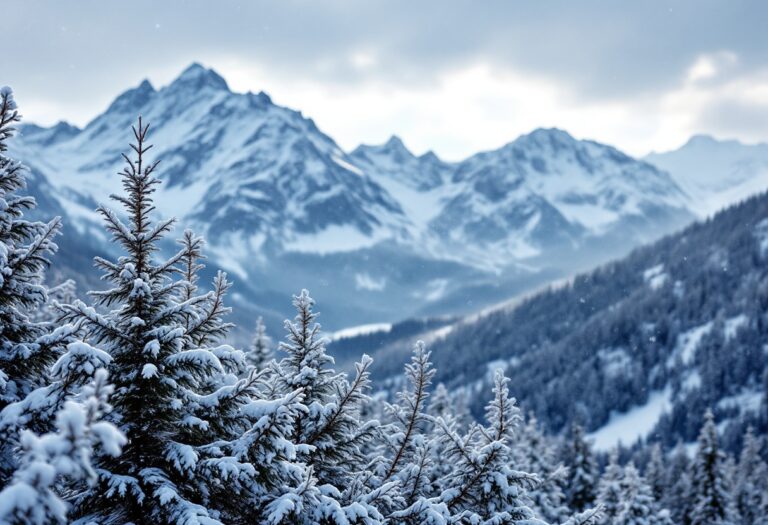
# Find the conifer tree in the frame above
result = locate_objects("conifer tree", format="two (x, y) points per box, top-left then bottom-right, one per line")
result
(435, 370), (542, 523)
(734, 427), (768, 525)
(247, 316), (273, 370)
(666, 443), (693, 525)
(513, 413), (569, 523)
(274, 289), (378, 487)
(644, 443), (666, 504)
(597, 449), (624, 522)
(0, 87), (63, 482)
(378, 341), (435, 488)
(428, 382), (453, 422)
(58, 119), (298, 524)
(563, 423), (598, 512)
(688, 410), (737, 525)
(376, 342), (452, 522)
(614, 463), (660, 525)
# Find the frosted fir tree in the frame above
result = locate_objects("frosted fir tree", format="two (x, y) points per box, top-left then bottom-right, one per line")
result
(425, 382), (461, 486)
(614, 463), (660, 525)
(665, 443), (692, 525)
(643, 443), (666, 505)
(57, 119), (258, 524)
(0, 370), (125, 525)
(688, 410), (737, 525)
(378, 342), (435, 486)
(373, 341), (440, 521)
(513, 413), (570, 523)
(302, 351), (379, 488)
(274, 289), (335, 419)
(432, 370), (544, 523)
(273, 289), (378, 486)
(563, 423), (598, 512)
(247, 316), (273, 370)
(733, 427), (768, 525)
(596, 449), (624, 523)
(0, 87), (63, 481)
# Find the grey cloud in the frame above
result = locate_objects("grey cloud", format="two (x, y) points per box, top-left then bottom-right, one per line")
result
(695, 98), (768, 138)
(7, 0), (768, 139)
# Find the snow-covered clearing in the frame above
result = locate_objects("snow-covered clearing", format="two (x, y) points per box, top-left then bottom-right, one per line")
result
(588, 388), (672, 450)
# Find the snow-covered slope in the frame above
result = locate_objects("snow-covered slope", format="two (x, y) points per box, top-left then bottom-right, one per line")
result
(11, 63), (698, 329)
(646, 135), (768, 217)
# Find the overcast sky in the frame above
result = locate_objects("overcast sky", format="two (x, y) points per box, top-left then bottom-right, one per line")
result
(8, 0), (768, 159)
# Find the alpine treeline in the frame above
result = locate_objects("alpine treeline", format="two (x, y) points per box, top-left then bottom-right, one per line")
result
(0, 87), (766, 524)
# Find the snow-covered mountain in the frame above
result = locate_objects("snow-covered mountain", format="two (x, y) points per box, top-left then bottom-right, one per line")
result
(646, 135), (768, 217)
(11, 63), (697, 330)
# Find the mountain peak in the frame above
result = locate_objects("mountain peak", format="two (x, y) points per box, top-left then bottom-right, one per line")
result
(684, 134), (719, 148)
(384, 134), (405, 149)
(351, 135), (415, 160)
(169, 63), (229, 92)
(525, 127), (575, 143)
(105, 78), (156, 114)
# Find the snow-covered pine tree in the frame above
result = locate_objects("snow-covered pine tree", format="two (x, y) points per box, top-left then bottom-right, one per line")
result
(513, 413), (570, 523)
(0, 369), (125, 525)
(596, 449), (624, 523)
(563, 422), (598, 513)
(665, 443), (692, 525)
(733, 427), (768, 525)
(378, 341), (435, 487)
(303, 352), (379, 488)
(0, 86), (63, 482)
(434, 370), (542, 523)
(687, 410), (737, 525)
(247, 316), (273, 370)
(370, 341), (441, 522)
(643, 443), (666, 505)
(614, 463), (662, 525)
(57, 118), (274, 524)
(274, 289), (335, 427)
(273, 289), (378, 487)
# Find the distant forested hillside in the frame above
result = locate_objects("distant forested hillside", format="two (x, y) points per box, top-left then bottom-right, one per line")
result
(362, 191), (768, 450)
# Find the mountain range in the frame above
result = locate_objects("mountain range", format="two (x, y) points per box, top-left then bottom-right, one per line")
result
(9, 63), (768, 334)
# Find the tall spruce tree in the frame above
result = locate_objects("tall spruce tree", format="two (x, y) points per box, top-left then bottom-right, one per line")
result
(274, 289), (378, 487)
(435, 370), (542, 523)
(563, 423), (598, 512)
(596, 449), (624, 523)
(688, 410), (737, 525)
(0, 87), (63, 482)
(58, 119), (308, 524)
(666, 443), (693, 525)
(733, 427), (768, 525)
(643, 443), (666, 505)
(513, 413), (569, 523)
(614, 463), (663, 525)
